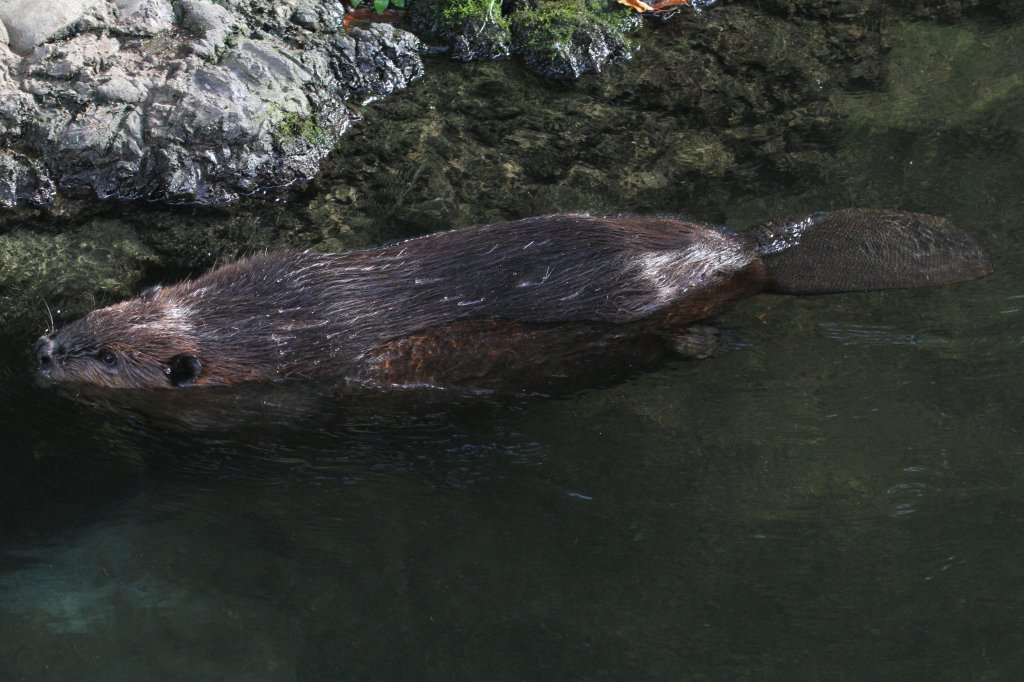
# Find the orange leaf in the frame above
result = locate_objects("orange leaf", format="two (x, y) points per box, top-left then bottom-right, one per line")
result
(617, 0), (655, 12)
(650, 0), (690, 10)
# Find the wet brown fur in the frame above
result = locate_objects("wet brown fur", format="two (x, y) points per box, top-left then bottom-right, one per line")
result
(33, 210), (990, 391)
(35, 214), (767, 390)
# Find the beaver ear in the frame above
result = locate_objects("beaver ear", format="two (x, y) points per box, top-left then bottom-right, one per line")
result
(166, 353), (202, 387)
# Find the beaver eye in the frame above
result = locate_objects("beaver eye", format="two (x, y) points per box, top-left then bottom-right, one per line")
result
(98, 350), (117, 367)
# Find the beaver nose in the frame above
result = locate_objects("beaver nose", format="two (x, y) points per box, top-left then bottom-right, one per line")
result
(35, 336), (55, 368)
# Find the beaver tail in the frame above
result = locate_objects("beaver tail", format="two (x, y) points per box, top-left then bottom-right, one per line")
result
(747, 208), (993, 294)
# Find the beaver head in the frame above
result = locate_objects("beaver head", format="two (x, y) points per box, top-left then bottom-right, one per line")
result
(35, 286), (205, 389)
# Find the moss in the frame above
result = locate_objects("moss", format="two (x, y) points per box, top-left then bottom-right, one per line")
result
(509, 0), (639, 77)
(510, 0), (639, 57)
(408, 0), (639, 73)
(276, 111), (334, 147)
(518, 0), (637, 37)
(440, 0), (508, 28)
(424, 0), (634, 39)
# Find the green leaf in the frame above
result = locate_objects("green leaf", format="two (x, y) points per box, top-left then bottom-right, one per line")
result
(373, 0), (389, 12)
(391, 0), (406, 7)
(350, 0), (362, 6)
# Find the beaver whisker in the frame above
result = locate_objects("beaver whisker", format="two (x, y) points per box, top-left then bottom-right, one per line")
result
(41, 298), (56, 336)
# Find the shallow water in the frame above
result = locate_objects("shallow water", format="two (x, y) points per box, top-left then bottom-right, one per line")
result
(3, 15), (1024, 681)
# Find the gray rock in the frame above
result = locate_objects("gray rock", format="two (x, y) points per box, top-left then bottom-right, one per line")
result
(0, 0), (112, 56)
(291, 2), (322, 31)
(0, 0), (425, 208)
(177, 0), (239, 60)
(0, 78), (38, 138)
(0, 152), (55, 208)
(0, 41), (15, 77)
(0, 17), (8, 47)
(333, 25), (428, 98)
(114, 0), (175, 36)
(94, 66), (152, 104)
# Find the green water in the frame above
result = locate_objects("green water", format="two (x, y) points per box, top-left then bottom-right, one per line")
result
(2, 16), (1024, 681)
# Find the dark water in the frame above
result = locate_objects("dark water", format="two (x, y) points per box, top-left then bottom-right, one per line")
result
(3, 16), (1024, 681)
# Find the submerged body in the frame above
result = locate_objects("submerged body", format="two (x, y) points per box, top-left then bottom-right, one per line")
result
(34, 210), (992, 391)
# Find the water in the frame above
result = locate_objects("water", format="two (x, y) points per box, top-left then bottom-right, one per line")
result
(3, 15), (1024, 680)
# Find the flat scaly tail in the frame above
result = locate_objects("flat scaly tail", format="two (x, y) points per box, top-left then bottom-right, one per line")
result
(749, 208), (993, 294)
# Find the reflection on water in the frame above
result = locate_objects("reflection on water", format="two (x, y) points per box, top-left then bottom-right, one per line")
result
(3, 13), (1024, 681)
(817, 321), (950, 347)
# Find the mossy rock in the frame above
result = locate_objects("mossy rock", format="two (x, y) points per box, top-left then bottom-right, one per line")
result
(511, 0), (641, 79)
(410, 0), (642, 78)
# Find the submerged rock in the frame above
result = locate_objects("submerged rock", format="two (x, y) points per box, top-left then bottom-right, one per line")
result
(0, 0), (425, 208)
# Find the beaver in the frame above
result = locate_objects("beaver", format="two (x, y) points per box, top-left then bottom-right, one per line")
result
(33, 209), (992, 391)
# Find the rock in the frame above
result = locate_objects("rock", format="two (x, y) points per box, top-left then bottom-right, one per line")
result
(410, 0), (643, 79)
(516, 17), (639, 80)
(0, 0), (425, 208)
(333, 25), (428, 97)
(94, 66), (152, 104)
(0, 0), (112, 56)
(450, 16), (513, 62)
(113, 0), (175, 36)
(176, 0), (239, 60)
(0, 17), (8, 47)
(291, 2), (322, 31)
(0, 152), (55, 207)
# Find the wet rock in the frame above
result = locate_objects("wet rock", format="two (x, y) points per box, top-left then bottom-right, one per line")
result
(333, 25), (428, 97)
(0, 152), (55, 208)
(451, 15), (513, 62)
(307, 0), (904, 238)
(410, 0), (641, 78)
(0, 0), (425, 208)
(407, 0), (513, 62)
(514, 13), (640, 80)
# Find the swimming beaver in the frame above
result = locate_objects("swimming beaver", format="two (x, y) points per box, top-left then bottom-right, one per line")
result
(34, 209), (992, 391)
